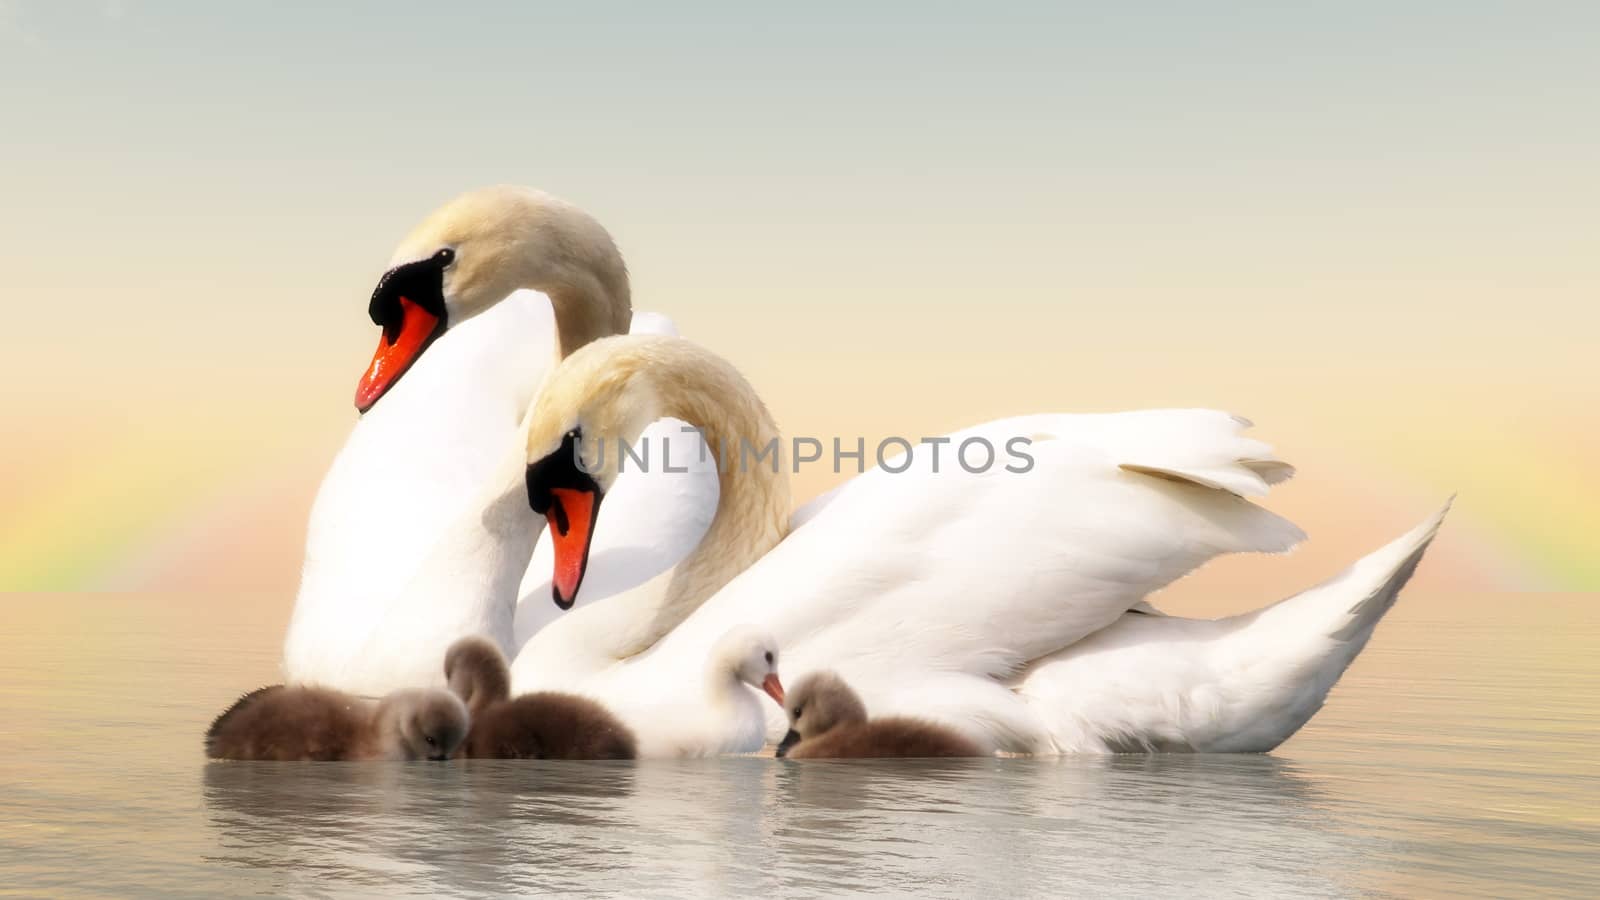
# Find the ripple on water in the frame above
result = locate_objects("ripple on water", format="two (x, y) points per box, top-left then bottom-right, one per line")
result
(1, 592), (1597, 898)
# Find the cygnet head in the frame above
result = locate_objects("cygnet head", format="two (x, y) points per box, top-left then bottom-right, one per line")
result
(375, 688), (470, 761)
(443, 636), (512, 715)
(355, 185), (631, 412)
(709, 625), (784, 707)
(775, 670), (868, 758)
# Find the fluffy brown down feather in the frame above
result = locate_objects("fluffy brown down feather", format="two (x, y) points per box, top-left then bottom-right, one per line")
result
(205, 685), (379, 761)
(444, 637), (512, 716)
(781, 671), (986, 759)
(462, 692), (637, 760)
(205, 684), (467, 761)
(445, 636), (637, 760)
(784, 717), (985, 759)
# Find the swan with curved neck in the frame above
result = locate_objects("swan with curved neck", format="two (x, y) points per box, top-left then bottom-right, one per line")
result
(508, 333), (1450, 755)
(514, 335), (790, 681)
(283, 186), (639, 695)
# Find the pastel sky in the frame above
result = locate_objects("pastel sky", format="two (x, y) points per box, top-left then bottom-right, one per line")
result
(1, 2), (1595, 610)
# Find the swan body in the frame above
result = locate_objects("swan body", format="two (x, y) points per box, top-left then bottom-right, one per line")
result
(612, 626), (784, 758)
(509, 334), (1449, 755)
(284, 186), (691, 695)
(285, 292), (552, 694)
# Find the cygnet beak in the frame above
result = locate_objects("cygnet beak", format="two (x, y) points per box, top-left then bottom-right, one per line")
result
(776, 729), (801, 758)
(761, 673), (785, 705)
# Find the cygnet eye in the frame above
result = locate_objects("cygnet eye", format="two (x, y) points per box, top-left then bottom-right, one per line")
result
(793, 706), (803, 719)
(425, 735), (437, 746)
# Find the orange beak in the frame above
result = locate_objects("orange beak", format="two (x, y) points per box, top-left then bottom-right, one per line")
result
(761, 673), (785, 705)
(355, 297), (442, 412)
(546, 486), (600, 609)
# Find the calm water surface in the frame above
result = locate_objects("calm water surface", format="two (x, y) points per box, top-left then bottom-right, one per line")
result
(2, 592), (1596, 898)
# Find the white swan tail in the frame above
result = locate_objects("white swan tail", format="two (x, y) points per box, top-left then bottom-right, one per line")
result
(1203, 497), (1453, 749)
(1013, 499), (1452, 754)
(1251, 496), (1452, 653)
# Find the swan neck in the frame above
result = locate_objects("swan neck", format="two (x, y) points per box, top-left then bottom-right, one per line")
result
(529, 341), (792, 667)
(586, 371), (791, 660)
(548, 279), (631, 359)
(643, 389), (790, 647)
(703, 666), (748, 714)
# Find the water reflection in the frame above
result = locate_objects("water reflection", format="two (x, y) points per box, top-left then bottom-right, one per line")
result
(195, 754), (1364, 897)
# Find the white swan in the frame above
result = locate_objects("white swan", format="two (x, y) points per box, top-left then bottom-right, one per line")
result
(282, 186), (710, 694)
(508, 334), (1449, 754)
(609, 625), (784, 758)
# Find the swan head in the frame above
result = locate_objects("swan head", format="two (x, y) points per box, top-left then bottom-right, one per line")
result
(374, 688), (470, 761)
(355, 185), (631, 412)
(775, 670), (867, 758)
(443, 636), (512, 716)
(710, 625), (785, 707)
(522, 334), (714, 607)
(523, 334), (785, 609)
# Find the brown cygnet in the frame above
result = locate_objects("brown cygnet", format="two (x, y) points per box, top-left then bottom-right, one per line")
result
(775, 671), (986, 759)
(444, 636), (637, 760)
(204, 684), (468, 761)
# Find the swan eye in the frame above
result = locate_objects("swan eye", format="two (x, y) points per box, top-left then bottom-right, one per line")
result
(763, 651), (773, 665)
(434, 248), (455, 265)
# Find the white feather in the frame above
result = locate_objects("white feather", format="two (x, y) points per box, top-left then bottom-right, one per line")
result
(513, 411), (1317, 753)
(283, 296), (687, 693)
(1010, 499), (1451, 752)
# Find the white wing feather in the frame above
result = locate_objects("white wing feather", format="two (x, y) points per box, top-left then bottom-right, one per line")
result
(524, 410), (1302, 751)
(1013, 500), (1450, 752)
